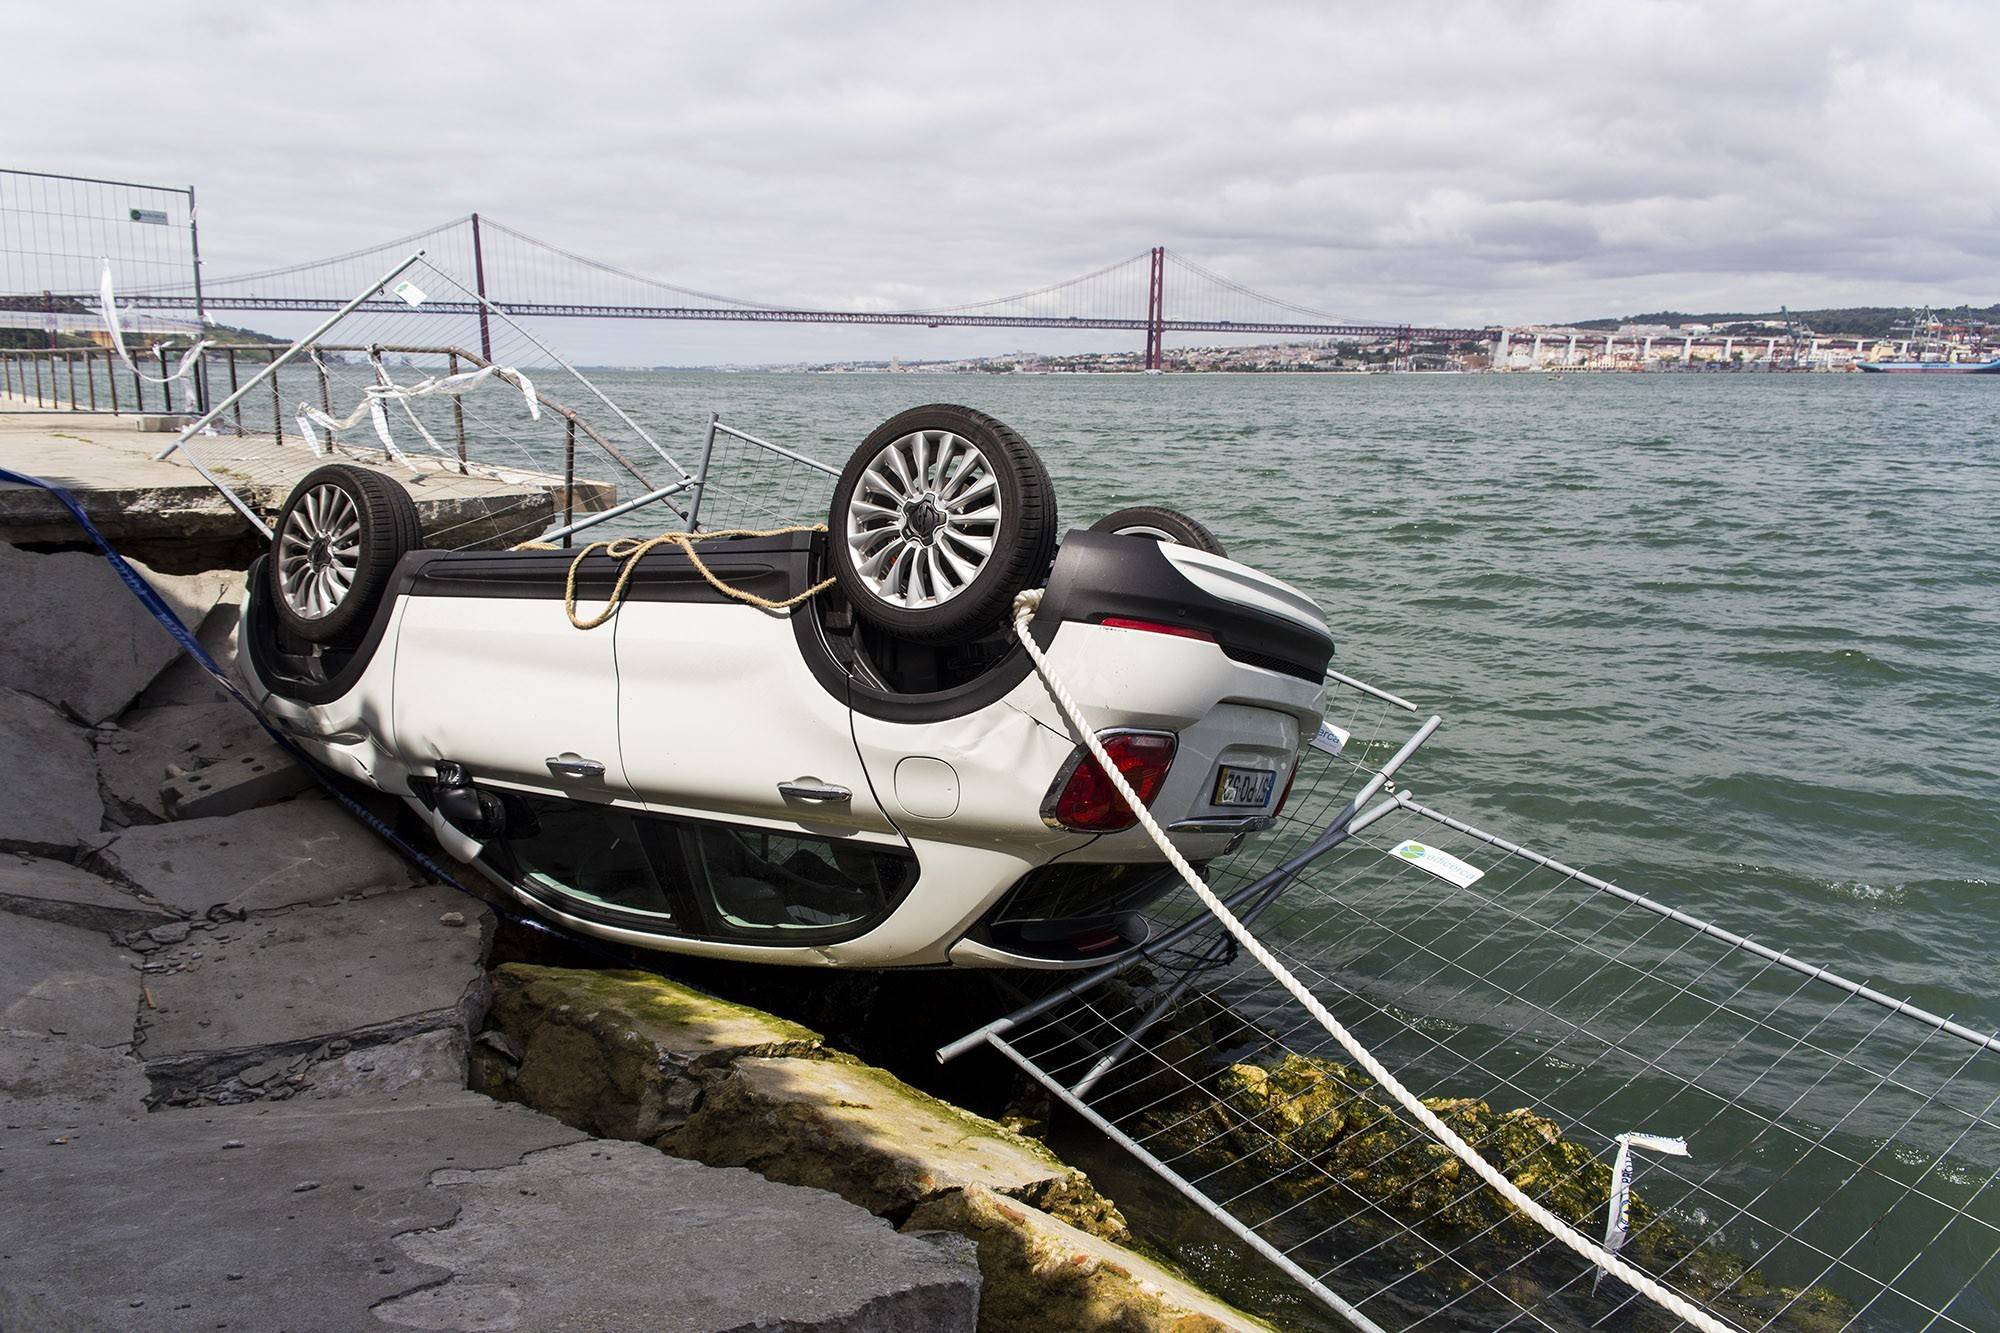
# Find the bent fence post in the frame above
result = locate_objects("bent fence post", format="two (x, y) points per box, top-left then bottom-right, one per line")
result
(153, 252), (427, 466)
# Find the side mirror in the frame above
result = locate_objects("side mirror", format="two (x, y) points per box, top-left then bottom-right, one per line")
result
(434, 765), (507, 841)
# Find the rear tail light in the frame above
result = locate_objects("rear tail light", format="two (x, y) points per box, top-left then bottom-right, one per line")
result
(1099, 616), (1217, 643)
(1042, 730), (1178, 832)
(1273, 754), (1302, 818)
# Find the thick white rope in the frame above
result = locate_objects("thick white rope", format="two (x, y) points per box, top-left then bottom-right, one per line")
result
(1008, 589), (1737, 1333)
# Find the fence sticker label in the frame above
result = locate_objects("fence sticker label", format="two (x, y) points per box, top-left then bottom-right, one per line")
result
(128, 208), (169, 225)
(392, 280), (428, 307)
(1310, 721), (1350, 757)
(1387, 840), (1484, 887)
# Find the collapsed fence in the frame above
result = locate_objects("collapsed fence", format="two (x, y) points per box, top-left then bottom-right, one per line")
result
(942, 682), (2000, 1331)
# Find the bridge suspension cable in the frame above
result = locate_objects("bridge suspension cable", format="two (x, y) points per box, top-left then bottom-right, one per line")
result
(78, 212), (1493, 348)
(1162, 250), (1359, 326)
(915, 250), (1154, 316)
(474, 216), (787, 311)
(134, 216), (477, 297)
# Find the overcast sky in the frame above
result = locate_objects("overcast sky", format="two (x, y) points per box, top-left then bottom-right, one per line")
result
(15, 1), (1999, 363)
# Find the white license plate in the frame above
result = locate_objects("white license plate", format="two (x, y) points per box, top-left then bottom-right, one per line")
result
(1212, 765), (1276, 808)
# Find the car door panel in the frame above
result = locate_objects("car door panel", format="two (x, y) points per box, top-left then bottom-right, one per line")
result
(614, 602), (897, 837)
(393, 592), (630, 799)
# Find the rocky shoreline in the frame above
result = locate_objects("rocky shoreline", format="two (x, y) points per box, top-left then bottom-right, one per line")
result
(0, 530), (1267, 1330)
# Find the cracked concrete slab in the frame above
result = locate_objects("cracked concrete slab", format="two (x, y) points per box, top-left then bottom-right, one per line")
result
(130, 598), (242, 711)
(139, 887), (487, 1059)
(93, 696), (297, 825)
(0, 852), (173, 932)
(87, 794), (420, 915)
(305, 1029), (467, 1101)
(0, 1092), (980, 1333)
(0, 914), (138, 1048)
(0, 1032), (149, 1129)
(0, 688), (103, 853)
(375, 1138), (979, 1332)
(0, 1091), (586, 1331)
(0, 545), (237, 726)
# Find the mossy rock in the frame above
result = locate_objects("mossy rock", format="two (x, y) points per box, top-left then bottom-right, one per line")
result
(1134, 1051), (1855, 1329)
(906, 1186), (1273, 1332)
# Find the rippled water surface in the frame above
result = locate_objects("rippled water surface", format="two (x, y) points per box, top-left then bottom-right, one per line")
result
(487, 368), (2000, 1327)
(589, 369), (1998, 1025)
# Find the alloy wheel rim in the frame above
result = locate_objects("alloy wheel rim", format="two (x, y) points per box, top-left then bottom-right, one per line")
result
(844, 429), (1003, 608)
(276, 483), (362, 620)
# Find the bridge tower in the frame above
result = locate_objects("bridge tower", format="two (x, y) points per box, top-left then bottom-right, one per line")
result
(1144, 246), (1164, 370)
(470, 212), (494, 363)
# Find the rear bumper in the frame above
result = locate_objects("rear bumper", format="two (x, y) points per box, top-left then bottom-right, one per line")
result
(1030, 530), (1334, 683)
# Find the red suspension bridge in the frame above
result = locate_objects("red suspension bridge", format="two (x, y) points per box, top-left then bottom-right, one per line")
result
(87, 213), (1495, 369)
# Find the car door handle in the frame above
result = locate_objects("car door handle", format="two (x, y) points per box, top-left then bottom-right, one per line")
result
(546, 754), (607, 779)
(778, 778), (850, 803)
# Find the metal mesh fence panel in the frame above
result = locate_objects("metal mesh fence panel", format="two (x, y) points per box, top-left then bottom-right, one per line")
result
(686, 419), (838, 534)
(955, 708), (1999, 1332)
(157, 255), (695, 552)
(1, 169), (203, 411)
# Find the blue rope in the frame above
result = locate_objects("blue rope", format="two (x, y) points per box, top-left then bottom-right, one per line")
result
(0, 464), (544, 928)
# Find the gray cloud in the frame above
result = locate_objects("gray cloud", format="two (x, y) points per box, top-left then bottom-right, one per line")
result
(15, 0), (1998, 362)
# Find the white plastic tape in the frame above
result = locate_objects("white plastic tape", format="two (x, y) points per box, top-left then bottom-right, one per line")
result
(1310, 720), (1351, 757)
(294, 409), (328, 459)
(99, 262), (210, 410)
(1596, 1132), (1691, 1290)
(292, 352), (539, 470)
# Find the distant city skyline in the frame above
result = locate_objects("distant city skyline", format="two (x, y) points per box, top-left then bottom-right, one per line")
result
(15, 0), (1997, 365)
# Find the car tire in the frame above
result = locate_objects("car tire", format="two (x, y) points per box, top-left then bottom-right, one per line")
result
(828, 404), (1058, 644)
(1089, 505), (1227, 558)
(268, 463), (421, 646)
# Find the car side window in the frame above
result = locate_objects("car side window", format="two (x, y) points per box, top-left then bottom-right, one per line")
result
(677, 825), (909, 936)
(487, 793), (676, 922)
(480, 791), (913, 944)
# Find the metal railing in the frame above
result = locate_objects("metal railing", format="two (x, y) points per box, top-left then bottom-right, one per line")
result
(5, 336), (845, 550)
(8, 339), (669, 553)
(0, 344), (197, 416)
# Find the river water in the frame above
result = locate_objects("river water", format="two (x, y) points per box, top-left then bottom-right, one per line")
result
(593, 368), (1998, 1027)
(564, 369), (1997, 1326)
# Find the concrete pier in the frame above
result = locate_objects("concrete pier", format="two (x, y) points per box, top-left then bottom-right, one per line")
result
(0, 406), (611, 561)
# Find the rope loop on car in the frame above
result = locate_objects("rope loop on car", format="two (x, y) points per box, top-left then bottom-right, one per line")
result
(1005, 587), (1738, 1333)
(516, 525), (836, 628)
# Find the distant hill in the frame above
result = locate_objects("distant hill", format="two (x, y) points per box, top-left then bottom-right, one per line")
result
(1564, 303), (2000, 339)
(204, 321), (287, 345)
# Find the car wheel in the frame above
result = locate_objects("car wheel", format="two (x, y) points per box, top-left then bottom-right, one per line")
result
(1088, 505), (1227, 558)
(829, 404), (1058, 644)
(268, 463), (421, 646)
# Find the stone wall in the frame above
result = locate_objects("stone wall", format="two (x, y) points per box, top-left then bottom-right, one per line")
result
(478, 964), (1274, 1332)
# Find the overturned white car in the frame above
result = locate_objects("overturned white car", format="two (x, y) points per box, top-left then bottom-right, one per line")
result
(239, 404), (1334, 968)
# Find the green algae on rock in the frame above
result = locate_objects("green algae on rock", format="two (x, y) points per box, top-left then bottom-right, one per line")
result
(1139, 1051), (1855, 1331)
(473, 962), (1307, 1331)
(479, 964), (1125, 1233)
(906, 1186), (1274, 1333)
